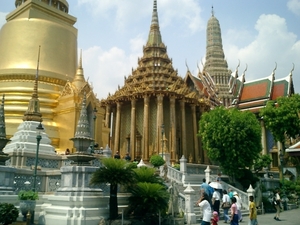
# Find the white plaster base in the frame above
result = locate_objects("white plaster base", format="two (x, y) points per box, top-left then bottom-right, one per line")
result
(44, 195), (109, 225)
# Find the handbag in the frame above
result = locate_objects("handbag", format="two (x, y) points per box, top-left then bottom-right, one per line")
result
(221, 201), (231, 209)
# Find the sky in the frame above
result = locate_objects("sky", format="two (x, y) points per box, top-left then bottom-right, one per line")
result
(0, 0), (300, 100)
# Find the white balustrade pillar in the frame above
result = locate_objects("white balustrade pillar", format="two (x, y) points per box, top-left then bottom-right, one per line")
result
(205, 166), (211, 183)
(180, 155), (187, 174)
(184, 183), (196, 224)
(247, 184), (255, 209)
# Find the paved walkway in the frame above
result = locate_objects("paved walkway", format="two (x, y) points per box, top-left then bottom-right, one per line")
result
(237, 208), (300, 225)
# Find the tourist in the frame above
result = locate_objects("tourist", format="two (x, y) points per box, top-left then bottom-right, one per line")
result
(273, 189), (281, 221)
(233, 191), (242, 222)
(65, 148), (70, 155)
(114, 151), (120, 159)
(216, 173), (223, 198)
(228, 188), (234, 200)
(211, 211), (219, 225)
(249, 195), (258, 225)
(212, 188), (221, 216)
(201, 178), (210, 196)
(222, 190), (231, 223)
(208, 181), (214, 200)
(124, 152), (131, 161)
(230, 197), (239, 225)
(196, 192), (212, 225)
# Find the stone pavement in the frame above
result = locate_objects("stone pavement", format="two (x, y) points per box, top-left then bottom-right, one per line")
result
(236, 208), (300, 225)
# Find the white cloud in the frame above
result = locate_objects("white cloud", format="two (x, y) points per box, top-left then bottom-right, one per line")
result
(287, 0), (300, 16)
(224, 14), (300, 86)
(77, 0), (203, 34)
(129, 35), (145, 53)
(77, 0), (152, 30)
(159, 0), (203, 34)
(82, 35), (144, 99)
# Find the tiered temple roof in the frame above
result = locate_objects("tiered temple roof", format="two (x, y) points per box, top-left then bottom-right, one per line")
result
(101, 0), (211, 108)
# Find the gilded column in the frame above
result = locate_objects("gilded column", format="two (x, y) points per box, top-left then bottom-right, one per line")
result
(156, 95), (164, 153)
(113, 102), (121, 153)
(105, 105), (111, 128)
(143, 96), (150, 160)
(261, 119), (267, 155)
(191, 104), (199, 163)
(180, 100), (187, 158)
(130, 99), (136, 159)
(170, 96), (176, 161)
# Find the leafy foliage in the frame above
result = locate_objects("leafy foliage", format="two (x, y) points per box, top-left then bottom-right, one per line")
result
(236, 169), (259, 190)
(127, 182), (170, 224)
(149, 154), (165, 167)
(280, 179), (300, 202)
(253, 154), (273, 172)
(261, 196), (276, 213)
(199, 106), (262, 178)
(0, 203), (19, 225)
(90, 158), (135, 186)
(90, 158), (135, 219)
(133, 167), (164, 185)
(259, 94), (300, 143)
(172, 163), (180, 170)
(126, 166), (170, 224)
(18, 190), (39, 200)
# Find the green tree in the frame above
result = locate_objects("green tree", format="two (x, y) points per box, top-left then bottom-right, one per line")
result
(149, 154), (165, 167)
(0, 203), (19, 225)
(259, 94), (300, 144)
(127, 167), (170, 224)
(199, 106), (262, 179)
(90, 158), (135, 220)
(253, 154), (273, 173)
(133, 167), (165, 185)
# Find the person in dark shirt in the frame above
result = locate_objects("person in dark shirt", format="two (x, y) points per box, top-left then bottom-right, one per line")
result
(65, 149), (70, 155)
(124, 152), (131, 161)
(114, 151), (120, 159)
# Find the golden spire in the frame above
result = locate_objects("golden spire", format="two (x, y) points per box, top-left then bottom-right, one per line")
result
(147, 0), (162, 46)
(72, 49), (86, 90)
(23, 46), (42, 122)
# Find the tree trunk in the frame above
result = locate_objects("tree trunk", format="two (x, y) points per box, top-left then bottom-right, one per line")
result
(109, 184), (118, 219)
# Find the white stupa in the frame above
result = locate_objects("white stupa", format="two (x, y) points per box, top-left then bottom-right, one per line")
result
(4, 47), (58, 168)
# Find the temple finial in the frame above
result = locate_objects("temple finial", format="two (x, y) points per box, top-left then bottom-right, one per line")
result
(147, 0), (162, 46)
(154, 0), (157, 12)
(33, 45), (41, 98)
(211, 6), (214, 16)
(23, 46), (42, 122)
(273, 62), (277, 74)
(151, 0), (159, 26)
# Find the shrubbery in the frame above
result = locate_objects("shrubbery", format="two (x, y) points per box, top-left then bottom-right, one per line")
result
(150, 154), (165, 167)
(0, 203), (19, 225)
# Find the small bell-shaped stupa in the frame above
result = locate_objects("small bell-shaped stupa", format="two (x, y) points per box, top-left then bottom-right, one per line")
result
(67, 92), (95, 165)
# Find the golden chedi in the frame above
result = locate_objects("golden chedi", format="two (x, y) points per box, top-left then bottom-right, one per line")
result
(0, 0), (106, 152)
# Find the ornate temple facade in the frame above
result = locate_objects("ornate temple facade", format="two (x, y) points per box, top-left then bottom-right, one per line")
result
(100, 1), (214, 163)
(201, 9), (233, 107)
(0, 0), (109, 153)
(0, 1), (295, 166)
(188, 8), (295, 167)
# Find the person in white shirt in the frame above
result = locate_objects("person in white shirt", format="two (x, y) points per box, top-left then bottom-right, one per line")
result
(274, 189), (281, 221)
(222, 190), (231, 223)
(197, 192), (212, 225)
(212, 188), (221, 216)
(233, 191), (243, 222)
